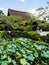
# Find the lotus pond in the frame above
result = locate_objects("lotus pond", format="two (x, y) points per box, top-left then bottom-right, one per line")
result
(0, 38), (49, 65)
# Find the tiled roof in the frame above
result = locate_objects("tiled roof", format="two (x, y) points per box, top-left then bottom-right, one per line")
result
(8, 9), (30, 20)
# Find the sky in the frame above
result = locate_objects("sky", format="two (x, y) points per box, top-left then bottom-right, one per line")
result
(0, 0), (49, 15)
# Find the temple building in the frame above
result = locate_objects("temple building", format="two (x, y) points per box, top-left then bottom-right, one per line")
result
(8, 9), (30, 20)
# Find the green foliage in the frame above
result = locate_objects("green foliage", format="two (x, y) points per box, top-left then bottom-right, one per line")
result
(27, 54), (35, 61)
(20, 58), (27, 65)
(40, 34), (49, 43)
(0, 38), (49, 65)
(0, 31), (9, 38)
(11, 31), (40, 40)
(45, 33), (49, 43)
(0, 15), (23, 30)
(1, 61), (8, 65)
(28, 31), (40, 40)
(38, 23), (49, 31)
(0, 10), (4, 15)
(0, 14), (46, 31)
(6, 15), (23, 29)
(38, 23), (46, 31)
(40, 35), (46, 42)
(41, 51), (49, 58)
(32, 21), (38, 31)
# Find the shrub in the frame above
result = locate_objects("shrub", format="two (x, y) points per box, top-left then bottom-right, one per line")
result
(11, 31), (29, 38)
(28, 31), (40, 40)
(11, 31), (40, 40)
(0, 31), (9, 38)
(38, 23), (49, 31)
(46, 23), (49, 31)
(40, 35), (46, 42)
(38, 24), (46, 31)
(0, 30), (40, 41)
(45, 33), (49, 43)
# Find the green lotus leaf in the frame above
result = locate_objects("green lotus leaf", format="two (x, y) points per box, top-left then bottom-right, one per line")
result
(20, 58), (27, 65)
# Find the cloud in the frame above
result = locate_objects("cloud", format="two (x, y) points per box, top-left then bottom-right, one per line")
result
(28, 8), (39, 16)
(28, 9), (36, 14)
(20, 0), (26, 2)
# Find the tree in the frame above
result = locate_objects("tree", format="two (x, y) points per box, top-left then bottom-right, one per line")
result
(0, 10), (4, 15)
(47, 2), (49, 6)
(36, 2), (49, 22)
(32, 21), (38, 31)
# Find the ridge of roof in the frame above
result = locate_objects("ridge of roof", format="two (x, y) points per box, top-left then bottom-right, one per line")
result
(8, 9), (27, 13)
